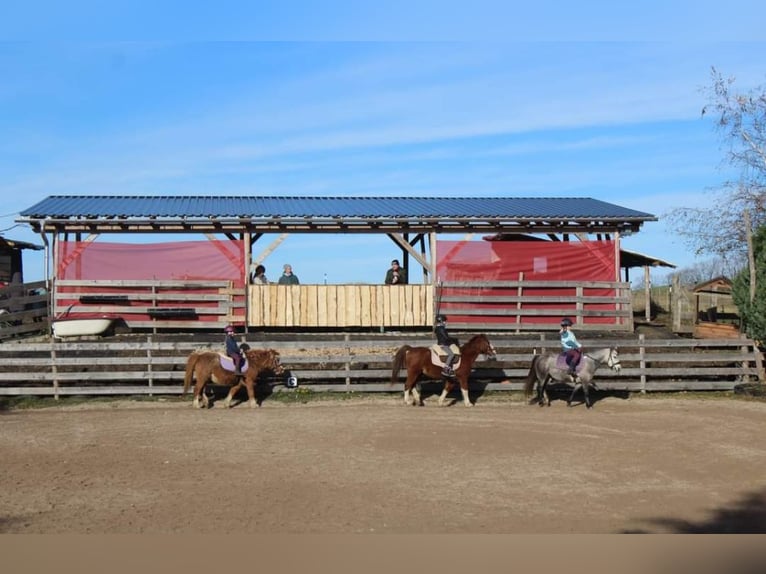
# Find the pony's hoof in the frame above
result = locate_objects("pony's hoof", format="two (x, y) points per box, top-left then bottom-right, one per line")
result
(248, 400), (258, 408)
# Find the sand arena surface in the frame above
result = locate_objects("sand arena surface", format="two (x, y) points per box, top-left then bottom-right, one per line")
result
(1, 394), (766, 533)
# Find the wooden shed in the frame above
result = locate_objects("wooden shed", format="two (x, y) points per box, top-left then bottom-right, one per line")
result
(692, 276), (741, 339)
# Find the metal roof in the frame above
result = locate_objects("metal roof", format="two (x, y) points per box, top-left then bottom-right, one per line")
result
(17, 195), (656, 235)
(0, 236), (44, 251)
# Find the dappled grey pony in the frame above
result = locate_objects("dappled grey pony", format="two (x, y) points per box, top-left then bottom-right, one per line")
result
(523, 347), (621, 409)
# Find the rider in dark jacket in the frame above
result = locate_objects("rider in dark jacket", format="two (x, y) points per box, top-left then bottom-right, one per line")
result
(224, 325), (244, 373)
(435, 314), (460, 377)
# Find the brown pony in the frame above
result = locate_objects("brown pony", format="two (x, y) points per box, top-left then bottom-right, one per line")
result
(391, 333), (497, 407)
(183, 347), (284, 409)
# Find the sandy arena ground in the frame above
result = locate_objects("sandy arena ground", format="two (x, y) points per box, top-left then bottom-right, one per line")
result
(2, 393), (766, 534)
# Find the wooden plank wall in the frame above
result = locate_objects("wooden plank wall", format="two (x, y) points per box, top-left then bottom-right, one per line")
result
(248, 284), (433, 328)
(0, 335), (761, 398)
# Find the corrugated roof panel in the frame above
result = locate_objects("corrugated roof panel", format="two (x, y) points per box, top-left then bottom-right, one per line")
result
(18, 195), (656, 220)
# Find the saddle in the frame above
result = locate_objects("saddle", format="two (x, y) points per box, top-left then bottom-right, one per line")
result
(429, 345), (462, 370)
(218, 353), (249, 374)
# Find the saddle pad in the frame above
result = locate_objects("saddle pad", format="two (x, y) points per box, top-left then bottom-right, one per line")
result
(555, 353), (579, 372)
(218, 353), (248, 373)
(429, 347), (461, 370)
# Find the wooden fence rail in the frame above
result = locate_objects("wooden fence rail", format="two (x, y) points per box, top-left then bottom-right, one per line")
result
(53, 279), (245, 331)
(0, 334), (761, 399)
(0, 280), (49, 341)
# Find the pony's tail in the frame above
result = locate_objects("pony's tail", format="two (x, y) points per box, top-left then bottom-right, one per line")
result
(183, 351), (201, 395)
(523, 355), (540, 398)
(390, 345), (411, 386)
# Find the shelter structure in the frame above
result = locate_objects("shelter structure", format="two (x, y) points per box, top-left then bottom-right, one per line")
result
(0, 236), (44, 285)
(16, 195), (657, 332)
(692, 276), (740, 339)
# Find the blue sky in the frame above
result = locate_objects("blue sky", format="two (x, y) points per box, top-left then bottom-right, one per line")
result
(2, 8), (765, 285)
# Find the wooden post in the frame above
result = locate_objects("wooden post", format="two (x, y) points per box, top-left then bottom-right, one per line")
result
(147, 334), (154, 394)
(639, 333), (646, 394)
(515, 271), (523, 334)
(671, 274), (682, 333)
(644, 265), (651, 322)
(50, 338), (59, 400)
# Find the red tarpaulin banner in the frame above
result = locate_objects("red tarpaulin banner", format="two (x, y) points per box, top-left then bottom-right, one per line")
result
(57, 240), (245, 283)
(436, 240), (618, 325)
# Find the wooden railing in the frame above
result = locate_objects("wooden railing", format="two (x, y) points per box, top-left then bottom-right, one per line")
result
(0, 280), (49, 341)
(438, 280), (634, 332)
(53, 279), (245, 331)
(246, 280), (634, 331)
(0, 334), (761, 398)
(248, 284), (433, 328)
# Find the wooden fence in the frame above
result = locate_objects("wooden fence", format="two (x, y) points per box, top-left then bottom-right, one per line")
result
(439, 279), (634, 332)
(2, 278), (635, 336)
(53, 279), (245, 331)
(0, 280), (49, 341)
(0, 334), (761, 399)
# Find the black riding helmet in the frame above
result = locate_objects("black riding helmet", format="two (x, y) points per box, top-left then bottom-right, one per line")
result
(560, 317), (573, 327)
(436, 314), (447, 323)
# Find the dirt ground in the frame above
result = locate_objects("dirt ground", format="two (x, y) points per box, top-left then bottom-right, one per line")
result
(2, 393), (766, 534)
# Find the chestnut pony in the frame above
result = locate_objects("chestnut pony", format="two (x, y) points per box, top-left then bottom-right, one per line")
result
(183, 347), (284, 409)
(391, 333), (497, 407)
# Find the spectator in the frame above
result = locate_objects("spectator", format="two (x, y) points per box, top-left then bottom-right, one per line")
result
(384, 259), (408, 285)
(278, 264), (300, 285)
(251, 264), (268, 284)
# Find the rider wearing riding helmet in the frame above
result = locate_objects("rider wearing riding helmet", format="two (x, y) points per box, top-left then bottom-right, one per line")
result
(435, 314), (460, 377)
(559, 317), (582, 377)
(224, 325), (244, 373)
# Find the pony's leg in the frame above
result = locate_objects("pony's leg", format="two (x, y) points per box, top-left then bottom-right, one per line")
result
(192, 380), (204, 408)
(567, 383), (582, 407)
(437, 379), (452, 406)
(403, 377), (418, 406)
(244, 378), (258, 408)
(410, 384), (421, 406)
(581, 382), (592, 409)
(458, 377), (472, 407)
(223, 380), (243, 408)
(540, 377), (549, 406)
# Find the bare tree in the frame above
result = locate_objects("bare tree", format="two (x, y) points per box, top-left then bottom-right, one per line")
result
(666, 67), (766, 261)
(664, 256), (745, 287)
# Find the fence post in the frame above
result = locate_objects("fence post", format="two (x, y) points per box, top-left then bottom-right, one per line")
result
(344, 333), (351, 390)
(639, 333), (646, 394)
(147, 334), (154, 395)
(50, 338), (59, 400)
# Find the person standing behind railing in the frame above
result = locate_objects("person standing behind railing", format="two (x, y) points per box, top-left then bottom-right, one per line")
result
(278, 264), (300, 285)
(384, 259), (407, 285)
(251, 264), (269, 284)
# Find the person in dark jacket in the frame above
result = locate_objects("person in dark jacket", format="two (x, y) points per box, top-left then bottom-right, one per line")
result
(278, 264), (300, 285)
(384, 259), (408, 285)
(224, 325), (245, 373)
(435, 314), (460, 377)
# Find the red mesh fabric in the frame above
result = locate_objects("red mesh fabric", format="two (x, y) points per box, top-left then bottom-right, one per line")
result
(436, 240), (618, 326)
(57, 240), (245, 282)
